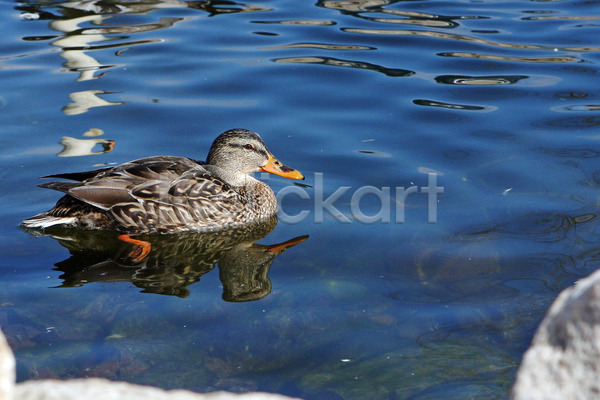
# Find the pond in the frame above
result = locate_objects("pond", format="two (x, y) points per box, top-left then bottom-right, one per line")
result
(2, 0), (600, 398)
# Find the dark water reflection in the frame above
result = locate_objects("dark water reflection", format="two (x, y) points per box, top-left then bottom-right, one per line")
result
(413, 99), (490, 111)
(3, 0), (600, 398)
(435, 75), (528, 85)
(274, 55), (414, 77)
(24, 217), (307, 300)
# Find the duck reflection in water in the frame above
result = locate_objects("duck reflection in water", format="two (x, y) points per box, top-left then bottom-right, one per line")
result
(26, 217), (307, 301)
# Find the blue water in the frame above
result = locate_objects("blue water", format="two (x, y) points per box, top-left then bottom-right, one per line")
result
(2, 0), (600, 398)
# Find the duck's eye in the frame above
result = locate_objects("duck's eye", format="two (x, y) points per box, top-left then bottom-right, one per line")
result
(243, 144), (254, 150)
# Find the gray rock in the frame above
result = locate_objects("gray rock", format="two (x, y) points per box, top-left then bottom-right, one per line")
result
(511, 269), (600, 400)
(0, 325), (15, 400)
(15, 379), (298, 400)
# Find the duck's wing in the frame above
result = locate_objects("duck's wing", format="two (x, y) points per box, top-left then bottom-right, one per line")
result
(90, 156), (200, 182)
(42, 167), (114, 182)
(108, 165), (244, 233)
(40, 156), (203, 211)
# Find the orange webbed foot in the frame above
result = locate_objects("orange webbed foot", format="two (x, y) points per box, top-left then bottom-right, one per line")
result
(118, 234), (151, 262)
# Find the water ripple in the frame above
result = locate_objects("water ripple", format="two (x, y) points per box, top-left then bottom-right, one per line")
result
(253, 19), (335, 26)
(536, 116), (600, 129)
(552, 105), (600, 112)
(342, 28), (600, 52)
(265, 43), (374, 51)
(319, 0), (390, 12)
(273, 56), (414, 77)
(435, 75), (528, 85)
(523, 15), (600, 21)
(438, 52), (581, 64)
(538, 148), (600, 158)
(413, 99), (494, 112)
(364, 17), (459, 28)
(451, 212), (575, 244)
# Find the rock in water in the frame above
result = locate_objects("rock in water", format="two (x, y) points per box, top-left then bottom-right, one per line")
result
(511, 269), (600, 400)
(0, 327), (15, 400)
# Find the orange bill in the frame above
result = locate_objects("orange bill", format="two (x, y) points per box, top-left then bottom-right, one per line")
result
(260, 153), (304, 180)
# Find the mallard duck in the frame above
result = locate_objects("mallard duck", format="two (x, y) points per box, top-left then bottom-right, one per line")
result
(22, 129), (304, 234)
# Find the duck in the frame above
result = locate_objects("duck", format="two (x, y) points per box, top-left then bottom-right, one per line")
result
(21, 129), (304, 235)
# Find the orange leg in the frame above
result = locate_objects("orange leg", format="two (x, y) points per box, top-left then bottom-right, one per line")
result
(118, 234), (151, 262)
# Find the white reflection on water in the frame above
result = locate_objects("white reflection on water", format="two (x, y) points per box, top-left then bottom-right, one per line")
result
(62, 90), (123, 115)
(343, 28), (600, 53)
(57, 136), (115, 157)
(49, 14), (174, 81)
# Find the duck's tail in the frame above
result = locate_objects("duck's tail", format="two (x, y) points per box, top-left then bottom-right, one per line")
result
(21, 213), (77, 229)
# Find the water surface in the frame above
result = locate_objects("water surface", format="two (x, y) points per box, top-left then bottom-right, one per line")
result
(2, 0), (600, 398)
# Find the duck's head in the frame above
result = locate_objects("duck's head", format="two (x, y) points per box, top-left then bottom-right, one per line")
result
(206, 129), (304, 186)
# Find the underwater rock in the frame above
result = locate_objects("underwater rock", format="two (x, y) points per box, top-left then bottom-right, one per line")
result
(0, 328), (299, 400)
(511, 269), (600, 400)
